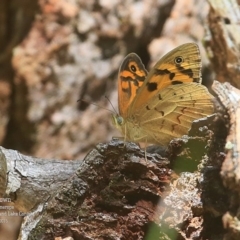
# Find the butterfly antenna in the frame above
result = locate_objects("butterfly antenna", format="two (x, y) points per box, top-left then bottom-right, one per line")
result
(105, 96), (118, 115)
(78, 98), (115, 114)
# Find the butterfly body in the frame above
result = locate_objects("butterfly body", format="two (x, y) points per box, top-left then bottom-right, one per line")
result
(113, 43), (214, 146)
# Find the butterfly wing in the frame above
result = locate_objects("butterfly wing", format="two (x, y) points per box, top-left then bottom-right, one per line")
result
(118, 53), (147, 118)
(135, 83), (214, 145)
(129, 43), (202, 112)
(124, 43), (214, 145)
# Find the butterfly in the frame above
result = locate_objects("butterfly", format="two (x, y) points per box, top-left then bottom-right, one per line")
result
(112, 43), (215, 146)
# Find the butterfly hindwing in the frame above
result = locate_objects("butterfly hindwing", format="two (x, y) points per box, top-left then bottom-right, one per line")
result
(137, 83), (214, 145)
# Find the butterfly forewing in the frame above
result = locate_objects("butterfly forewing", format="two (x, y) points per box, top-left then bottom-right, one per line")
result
(118, 53), (147, 117)
(129, 43), (202, 113)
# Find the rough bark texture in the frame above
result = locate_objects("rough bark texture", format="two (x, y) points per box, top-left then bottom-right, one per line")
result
(204, 1), (240, 240)
(0, 147), (81, 213)
(205, 0), (240, 87)
(0, 102), (228, 239)
(25, 141), (171, 240)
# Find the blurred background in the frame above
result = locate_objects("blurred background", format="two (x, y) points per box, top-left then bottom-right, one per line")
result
(0, 0), (214, 160)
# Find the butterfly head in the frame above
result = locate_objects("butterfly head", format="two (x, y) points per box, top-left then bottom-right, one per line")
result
(111, 114), (125, 130)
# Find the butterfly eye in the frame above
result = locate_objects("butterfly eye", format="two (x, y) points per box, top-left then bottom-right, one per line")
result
(174, 56), (184, 64)
(130, 64), (137, 72)
(117, 116), (124, 125)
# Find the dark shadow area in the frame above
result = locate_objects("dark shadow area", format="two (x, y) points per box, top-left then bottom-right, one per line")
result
(1, 0), (39, 153)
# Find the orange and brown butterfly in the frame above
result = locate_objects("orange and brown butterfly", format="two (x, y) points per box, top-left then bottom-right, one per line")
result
(112, 43), (215, 146)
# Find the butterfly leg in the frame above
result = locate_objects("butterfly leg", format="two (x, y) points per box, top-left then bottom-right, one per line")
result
(144, 139), (148, 162)
(124, 124), (127, 143)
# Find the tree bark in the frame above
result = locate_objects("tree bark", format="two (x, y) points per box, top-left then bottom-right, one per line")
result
(0, 91), (230, 239)
(0, 147), (82, 213)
